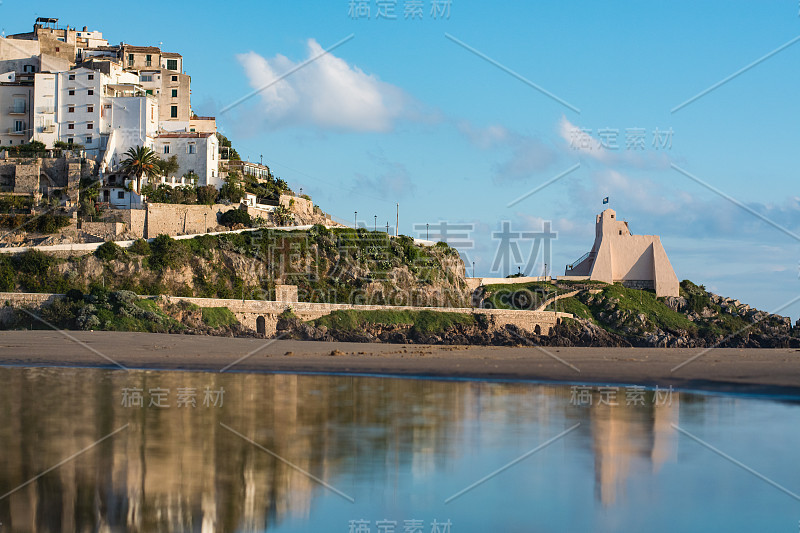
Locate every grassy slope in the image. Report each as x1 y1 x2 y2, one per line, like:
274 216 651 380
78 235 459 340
312 309 476 335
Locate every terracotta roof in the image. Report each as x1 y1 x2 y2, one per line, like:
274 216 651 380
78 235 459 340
123 45 161 53
162 52 182 58
156 132 214 139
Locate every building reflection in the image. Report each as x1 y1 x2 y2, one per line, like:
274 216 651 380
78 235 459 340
0 368 692 531
590 389 681 506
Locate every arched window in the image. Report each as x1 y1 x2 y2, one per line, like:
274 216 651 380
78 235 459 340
256 316 266 335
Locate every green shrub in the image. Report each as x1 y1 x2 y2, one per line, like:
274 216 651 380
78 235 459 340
200 306 238 328
148 235 188 270
128 239 151 255
95 241 123 261
16 249 53 276
220 208 251 227
0 255 14 291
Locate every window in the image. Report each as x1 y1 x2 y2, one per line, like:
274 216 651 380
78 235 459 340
68 74 75 80
67 137 74 145
13 120 23 132
128 53 134 66
118 191 125 199
23 65 34 73
171 75 178 82
88 89 93 96
87 74 94 80
68 89 75 95
145 54 152 66
167 59 178 71
188 143 196 154
55 47 60 52
87 106 93 112
140 74 153 82
87 123 93 130
171 89 178 98
68 123 75 130
163 145 170 154
170 105 178 118
86 136 92 144
68 106 74 113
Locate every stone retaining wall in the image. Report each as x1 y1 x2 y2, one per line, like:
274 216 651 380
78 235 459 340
0 292 572 337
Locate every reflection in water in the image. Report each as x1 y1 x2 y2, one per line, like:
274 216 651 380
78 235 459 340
0 368 796 532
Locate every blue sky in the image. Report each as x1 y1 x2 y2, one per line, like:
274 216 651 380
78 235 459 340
4 1 800 317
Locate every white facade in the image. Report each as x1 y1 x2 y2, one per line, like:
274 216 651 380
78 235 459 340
153 132 220 188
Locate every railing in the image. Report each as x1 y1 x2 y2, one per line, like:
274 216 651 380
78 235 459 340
7 106 26 114
566 250 596 271
6 128 26 135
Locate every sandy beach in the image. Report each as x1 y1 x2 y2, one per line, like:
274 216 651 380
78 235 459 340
1 330 799 396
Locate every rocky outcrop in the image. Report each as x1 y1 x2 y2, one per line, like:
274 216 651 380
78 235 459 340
275 315 631 347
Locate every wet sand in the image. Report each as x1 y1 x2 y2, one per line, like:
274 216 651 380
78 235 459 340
2 330 800 396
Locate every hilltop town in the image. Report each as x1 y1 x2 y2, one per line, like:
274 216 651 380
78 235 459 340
0 17 336 246
0 18 798 350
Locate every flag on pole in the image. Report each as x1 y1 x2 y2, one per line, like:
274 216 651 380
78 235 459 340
602 197 609 204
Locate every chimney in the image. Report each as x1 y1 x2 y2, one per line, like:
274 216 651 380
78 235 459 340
83 26 88 32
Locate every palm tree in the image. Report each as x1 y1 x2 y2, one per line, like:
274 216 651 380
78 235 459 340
120 145 160 195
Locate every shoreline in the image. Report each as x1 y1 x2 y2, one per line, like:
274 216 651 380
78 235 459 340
3 330 800 397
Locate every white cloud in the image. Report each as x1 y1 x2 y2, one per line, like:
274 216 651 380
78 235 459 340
237 40 407 132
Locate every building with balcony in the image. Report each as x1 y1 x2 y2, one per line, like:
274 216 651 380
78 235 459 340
0 80 33 146
227 159 272 182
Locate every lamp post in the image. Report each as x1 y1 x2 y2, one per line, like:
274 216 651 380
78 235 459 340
426 223 429 240
354 211 357 229
204 212 207 233
472 261 475 278
374 215 377 231
395 203 399 237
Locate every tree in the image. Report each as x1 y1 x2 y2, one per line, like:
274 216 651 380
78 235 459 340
121 146 161 195
219 172 244 203
197 185 218 205
272 204 294 226
156 155 179 178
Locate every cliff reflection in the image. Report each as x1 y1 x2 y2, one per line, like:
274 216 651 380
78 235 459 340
0 368 693 532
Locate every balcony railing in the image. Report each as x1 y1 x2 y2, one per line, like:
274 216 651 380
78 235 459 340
7 106 26 114
42 124 55 133
7 128 26 135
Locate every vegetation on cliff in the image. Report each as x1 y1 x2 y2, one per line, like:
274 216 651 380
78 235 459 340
0 226 468 307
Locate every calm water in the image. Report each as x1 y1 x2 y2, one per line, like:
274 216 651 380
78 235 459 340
0 367 798 532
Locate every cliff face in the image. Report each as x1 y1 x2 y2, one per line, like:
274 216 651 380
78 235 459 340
0 227 471 307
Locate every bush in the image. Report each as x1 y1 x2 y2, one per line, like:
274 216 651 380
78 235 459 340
0 255 14 291
16 249 53 276
95 241 123 261
128 239 151 255
148 234 188 270
65 288 84 302
220 208 251 227
197 185 218 205
200 307 239 328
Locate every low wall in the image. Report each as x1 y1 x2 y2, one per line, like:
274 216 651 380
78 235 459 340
167 296 571 337
0 292 572 337
466 276 553 291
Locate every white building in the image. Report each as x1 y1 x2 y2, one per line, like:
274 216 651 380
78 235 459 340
32 67 156 161
153 132 220 188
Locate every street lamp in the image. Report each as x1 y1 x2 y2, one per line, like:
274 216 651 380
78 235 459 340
374 215 377 231
354 210 357 228
426 223 429 240
472 261 475 278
